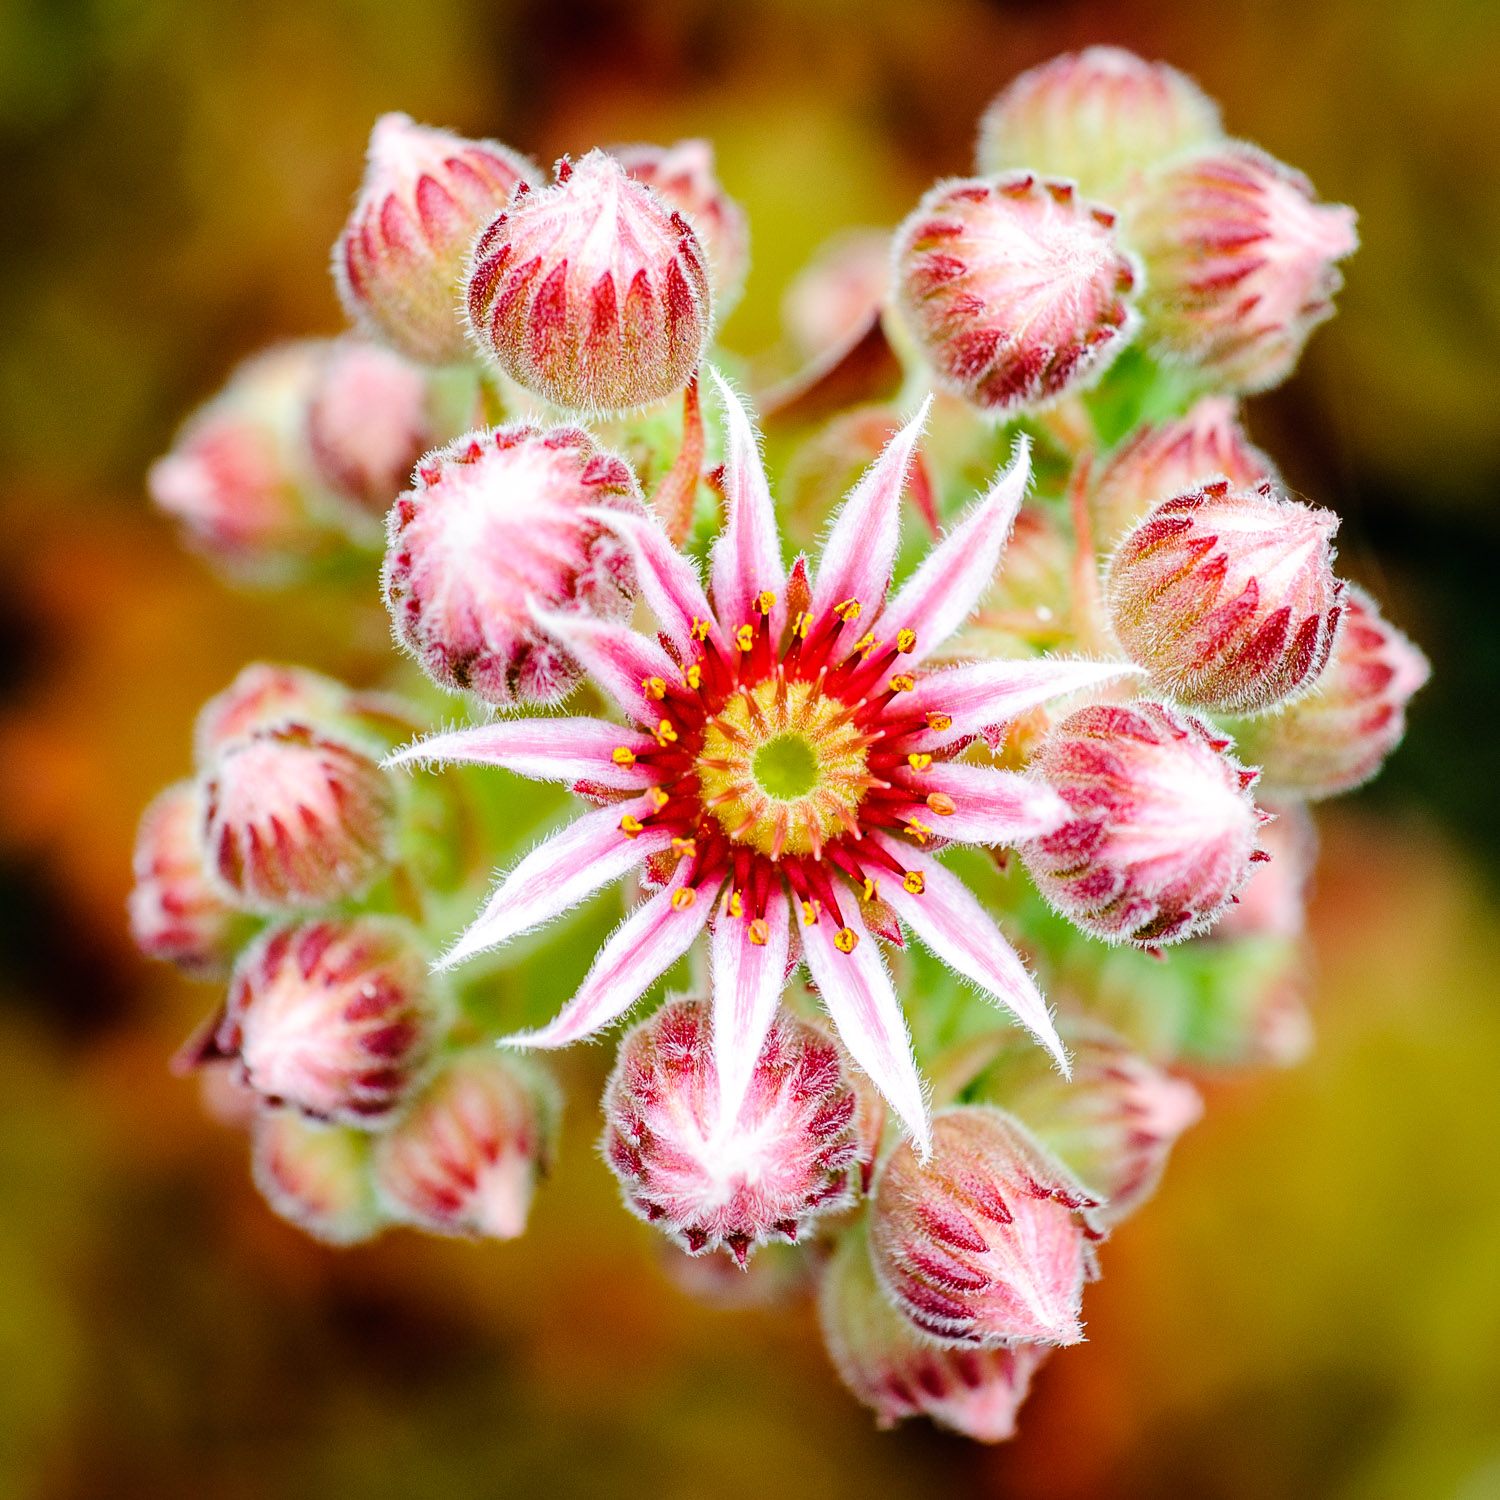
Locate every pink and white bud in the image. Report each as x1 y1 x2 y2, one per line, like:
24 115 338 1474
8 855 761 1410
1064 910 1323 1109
334 113 539 366
251 1107 385 1245
1214 798 1317 941
1129 143 1359 393
128 781 243 977
977 47 1223 203
221 916 448 1126
610 139 750 317
466 151 713 412
1022 700 1263 947
202 724 397 910
193 663 356 765
1089 396 1277 548
782 228 893 360
821 1220 1050 1440
869 1106 1098 1347
1230 585 1430 800
373 1052 558 1240
891 173 1140 417
383 423 642 704
1105 480 1344 713
602 999 865 1266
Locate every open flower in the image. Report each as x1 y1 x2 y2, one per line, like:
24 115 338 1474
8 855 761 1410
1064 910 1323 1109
387 376 1136 1155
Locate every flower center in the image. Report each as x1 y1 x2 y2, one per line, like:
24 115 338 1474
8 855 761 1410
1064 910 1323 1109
752 733 820 800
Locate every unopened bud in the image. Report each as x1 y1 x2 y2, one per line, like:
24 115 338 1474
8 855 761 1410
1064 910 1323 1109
977 47 1222 202
602 999 864 1266
221 916 448 1126
194 663 357 764
383 423 642 704
1229 585 1430 800
1021 700 1262 948
782 228 892 360
1104 480 1344 713
868 1106 1098 1347
467 150 713 412
251 1107 386 1245
891 173 1139 417
373 1052 558 1239
335 113 539 365
203 724 397 910
1128 143 1358 393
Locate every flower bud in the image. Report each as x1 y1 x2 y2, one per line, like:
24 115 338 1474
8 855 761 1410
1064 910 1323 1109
1128 143 1358 393
221 916 448 1126
821 1219 1049 1440
335 113 539 365
868 1106 1099 1347
373 1052 558 1239
383 423 642 704
891 173 1139 417
610 139 749 317
193 663 354 765
1089 396 1276 549
602 999 865 1266
467 151 713 412
977 47 1223 203
203 724 398 910
1021 701 1263 948
1229 585 1429 800
128 781 243 977
782 228 892 360
1104 480 1344 713
251 1108 386 1245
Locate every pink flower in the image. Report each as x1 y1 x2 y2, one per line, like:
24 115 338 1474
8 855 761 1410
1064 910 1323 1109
251 1108 386 1245
891 173 1140 417
389 375 1139 1155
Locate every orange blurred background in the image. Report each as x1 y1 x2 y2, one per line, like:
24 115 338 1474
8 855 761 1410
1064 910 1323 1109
2 1 1499 1495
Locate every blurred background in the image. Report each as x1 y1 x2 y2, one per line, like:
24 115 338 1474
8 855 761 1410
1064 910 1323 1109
2 0 1499 1495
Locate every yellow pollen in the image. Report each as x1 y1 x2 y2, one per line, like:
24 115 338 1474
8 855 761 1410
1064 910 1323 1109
736 623 755 652
907 752 932 772
791 611 810 639
926 711 952 732
897 628 918 653
645 788 668 811
612 746 636 767
671 837 697 857
906 818 932 844
802 899 821 925
854 632 880 658
756 590 776 614
903 870 925 895
889 674 915 693
834 599 861 623
834 926 859 954
927 792 956 816
655 719 678 744
671 887 697 911
862 876 879 901
748 917 769 945
691 618 711 641
620 814 644 838
643 677 667 700
686 664 703 690
728 890 744 918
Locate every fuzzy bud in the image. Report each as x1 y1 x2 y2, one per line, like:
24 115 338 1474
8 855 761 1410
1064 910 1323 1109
977 47 1223 203
602 999 865 1266
335 113 539 365
221 916 447 1126
373 1052 558 1239
1128 144 1358 393
1105 479 1344 713
251 1108 386 1245
869 1106 1099 1347
383 423 642 704
467 150 713 412
782 228 893 360
821 1220 1049 1440
193 663 354 765
202 724 397 910
1021 700 1263 948
891 173 1139 417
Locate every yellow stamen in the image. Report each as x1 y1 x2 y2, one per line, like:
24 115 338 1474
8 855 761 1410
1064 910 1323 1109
671 837 697 858
685 663 702 690
927 792 956 816
834 599 861 623
861 876 879 901
896 628 918 653
736 623 755 652
611 746 636 767
834 926 859 954
791 611 810 639
648 787 670 811
756 590 776 614
619 814 644 838
671 887 696 911
903 870 925 895
906 818 932 844
889 673 915 693
748 917 769 946
655 719 678 745
642 676 667 700
728 890 744 918
853 632 880 658
907 752 932 772
926 711 952 732
691 617 711 641
801 899 821 926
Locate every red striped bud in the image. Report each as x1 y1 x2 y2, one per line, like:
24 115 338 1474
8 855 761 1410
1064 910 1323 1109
251 1108 386 1245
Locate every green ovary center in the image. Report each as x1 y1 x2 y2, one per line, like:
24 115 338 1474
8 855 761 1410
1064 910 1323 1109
752 733 821 800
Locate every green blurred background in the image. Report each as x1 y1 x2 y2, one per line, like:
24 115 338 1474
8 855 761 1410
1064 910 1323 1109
2 0 1499 1495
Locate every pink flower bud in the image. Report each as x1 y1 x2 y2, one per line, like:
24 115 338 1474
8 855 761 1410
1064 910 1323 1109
128 781 243 977
221 916 448 1126
383 423 642 705
1021 700 1263 948
782 228 892 360
610 139 750 316
1128 143 1359 393
821 1220 1050 1440
334 113 539 365
602 998 866 1266
1089 396 1277 548
891 173 1140 417
466 151 713 412
202 724 398 910
372 1052 558 1239
251 1107 385 1245
1230 585 1429 800
193 663 357 765
869 1106 1098 1347
1104 479 1344 713
977 47 1223 202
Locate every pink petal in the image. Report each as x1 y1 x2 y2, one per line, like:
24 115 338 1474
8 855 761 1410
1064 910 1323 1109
504 863 720 1049
801 903 931 1160
870 437 1031 663
709 887 791 1132
708 370 786 635
436 797 674 970
529 605 684 726
874 834 1068 1073
386 717 657 790
890 761 1070 845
